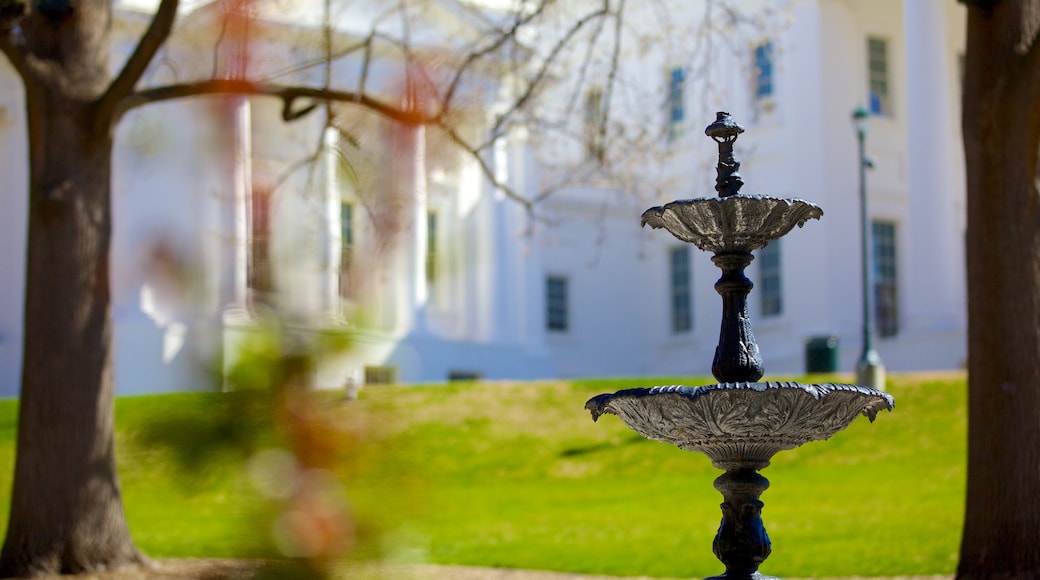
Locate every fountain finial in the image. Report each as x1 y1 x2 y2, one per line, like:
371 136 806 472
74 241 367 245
705 111 745 198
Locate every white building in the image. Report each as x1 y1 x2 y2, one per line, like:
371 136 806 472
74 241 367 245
537 0 967 378
0 0 967 396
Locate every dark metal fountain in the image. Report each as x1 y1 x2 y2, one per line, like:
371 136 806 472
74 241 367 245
585 112 894 580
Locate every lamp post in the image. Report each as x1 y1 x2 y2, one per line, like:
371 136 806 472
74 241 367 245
852 106 886 390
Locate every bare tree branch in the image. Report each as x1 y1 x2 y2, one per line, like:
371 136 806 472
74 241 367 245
117 79 433 125
0 33 35 84
399 0 415 105
357 33 374 102
0 0 24 23
100 0 180 116
0 19 65 90
0 0 33 83
480 4 609 150
115 0 765 214
558 6 607 121
257 37 366 82
442 125 530 208
282 94 319 121
438 0 550 116
598 0 625 158
210 0 251 79
323 0 333 89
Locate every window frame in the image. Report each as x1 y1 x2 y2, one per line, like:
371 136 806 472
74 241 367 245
545 275 569 333
757 240 782 317
584 87 606 163
364 365 397 385
871 220 899 338
669 246 693 334
339 200 355 297
666 66 686 142
426 210 438 284
753 40 775 102
867 36 892 117
248 185 274 300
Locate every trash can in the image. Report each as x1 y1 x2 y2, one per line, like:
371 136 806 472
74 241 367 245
805 335 839 374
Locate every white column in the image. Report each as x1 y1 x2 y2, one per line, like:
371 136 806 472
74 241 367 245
215 96 253 391
508 127 550 352
388 123 428 336
223 96 252 324
903 0 965 335
412 125 429 333
489 134 518 344
322 127 342 322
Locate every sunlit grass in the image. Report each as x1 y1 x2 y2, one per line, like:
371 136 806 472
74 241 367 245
0 373 965 578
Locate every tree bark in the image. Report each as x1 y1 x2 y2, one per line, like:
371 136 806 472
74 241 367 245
958 1 1040 578
0 3 145 576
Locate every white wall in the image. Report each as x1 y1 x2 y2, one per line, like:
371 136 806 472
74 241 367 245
111 100 220 393
0 63 27 398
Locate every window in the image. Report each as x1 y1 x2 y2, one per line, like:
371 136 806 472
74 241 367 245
584 87 605 162
364 365 397 385
248 186 273 299
670 247 692 333
340 201 354 262
753 41 774 101
426 211 438 284
448 370 482 382
546 276 569 332
867 37 891 116
666 66 685 142
339 201 354 296
757 240 782 317
872 220 898 337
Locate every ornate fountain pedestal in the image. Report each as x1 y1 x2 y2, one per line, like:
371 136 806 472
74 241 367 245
586 113 894 580
709 467 772 580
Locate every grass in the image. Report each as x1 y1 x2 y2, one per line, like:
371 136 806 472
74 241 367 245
0 373 966 578
0 392 281 559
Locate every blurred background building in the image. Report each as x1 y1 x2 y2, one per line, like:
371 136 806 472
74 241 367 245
0 0 966 395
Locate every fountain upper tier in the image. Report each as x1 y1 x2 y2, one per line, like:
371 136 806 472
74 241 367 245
642 111 823 253
641 195 823 254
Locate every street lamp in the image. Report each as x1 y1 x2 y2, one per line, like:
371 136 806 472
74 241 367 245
852 106 885 390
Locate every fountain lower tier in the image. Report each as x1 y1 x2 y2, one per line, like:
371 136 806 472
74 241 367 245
586 382 893 469
586 382 893 579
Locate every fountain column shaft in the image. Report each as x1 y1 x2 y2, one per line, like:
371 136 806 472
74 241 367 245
711 252 764 383
711 469 769 577
709 469 774 580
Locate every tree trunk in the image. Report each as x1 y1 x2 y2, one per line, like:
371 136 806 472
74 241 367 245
0 7 145 575
958 2 1040 578
0 94 144 579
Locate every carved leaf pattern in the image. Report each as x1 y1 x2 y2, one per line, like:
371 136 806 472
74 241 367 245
586 382 894 467
640 196 824 253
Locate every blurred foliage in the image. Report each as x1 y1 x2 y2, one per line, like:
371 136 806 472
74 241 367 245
129 320 371 578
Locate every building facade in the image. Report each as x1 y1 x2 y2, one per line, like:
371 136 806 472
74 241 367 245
537 0 967 378
0 0 967 396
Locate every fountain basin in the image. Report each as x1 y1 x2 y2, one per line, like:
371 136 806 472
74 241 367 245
641 195 824 253
586 382 893 470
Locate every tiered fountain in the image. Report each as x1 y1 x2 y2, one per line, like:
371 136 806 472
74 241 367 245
586 112 894 580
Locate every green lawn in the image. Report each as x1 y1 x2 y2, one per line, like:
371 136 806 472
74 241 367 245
0 373 966 578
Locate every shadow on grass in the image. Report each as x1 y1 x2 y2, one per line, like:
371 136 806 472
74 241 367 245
559 434 647 457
